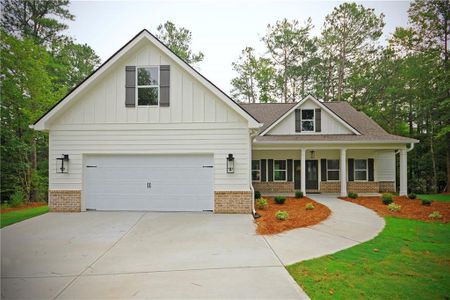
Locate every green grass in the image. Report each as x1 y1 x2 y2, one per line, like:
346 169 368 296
1 206 49 228
417 194 450 202
286 217 450 300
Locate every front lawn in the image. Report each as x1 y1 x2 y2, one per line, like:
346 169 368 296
1 206 49 228
418 194 450 202
286 217 450 299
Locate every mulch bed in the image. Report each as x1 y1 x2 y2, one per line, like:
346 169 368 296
255 197 331 235
340 196 450 223
0 202 47 214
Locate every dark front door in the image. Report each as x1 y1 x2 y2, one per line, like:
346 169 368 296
306 160 318 190
294 160 301 189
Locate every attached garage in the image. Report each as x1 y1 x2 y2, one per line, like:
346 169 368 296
84 154 214 211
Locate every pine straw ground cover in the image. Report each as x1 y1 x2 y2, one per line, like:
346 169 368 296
340 196 450 223
255 197 331 235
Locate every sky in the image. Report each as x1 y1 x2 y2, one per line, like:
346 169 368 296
66 0 411 94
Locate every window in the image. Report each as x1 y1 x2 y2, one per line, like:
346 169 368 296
301 109 315 131
137 67 159 106
274 160 287 181
327 159 340 180
354 159 368 180
252 160 261 181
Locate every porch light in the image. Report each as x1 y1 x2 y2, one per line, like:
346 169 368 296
226 153 235 174
310 150 315 159
56 154 69 173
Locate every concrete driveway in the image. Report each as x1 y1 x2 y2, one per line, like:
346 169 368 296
1 212 307 299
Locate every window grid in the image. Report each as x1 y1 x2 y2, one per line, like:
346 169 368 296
273 160 287 182
327 159 340 181
252 160 261 182
354 159 368 181
136 66 160 106
301 109 315 132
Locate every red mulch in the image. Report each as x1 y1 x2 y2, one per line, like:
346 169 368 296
0 202 47 214
255 197 331 235
340 196 450 223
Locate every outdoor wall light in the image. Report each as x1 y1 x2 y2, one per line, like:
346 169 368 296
226 153 235 174
56 154 69 173
310 150 315 159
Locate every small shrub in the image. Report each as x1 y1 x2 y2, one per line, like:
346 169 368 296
408 193 416 200
275 210 288 220
256 198 268 210
10 188 25 208
295 191 303 198
254 191 261 200
428 211 442 219
382 193 393 205
305 203 315 210
274 196 286 205
422 199 432 206
388 203 401 212
348 192 358 199
1 201 11 210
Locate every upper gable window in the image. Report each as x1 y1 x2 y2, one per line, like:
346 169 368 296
301 109 315 132
137 67 159 106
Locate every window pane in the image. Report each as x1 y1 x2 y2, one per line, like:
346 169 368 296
138 87 158 105
252 160 260 170
355 159 367 170
328 170 339 180
327 159 339 170
302 120 314 131
355 170 367 180
138 67 158 85
274 160 286 170
301 109 314 120
274 171 286 181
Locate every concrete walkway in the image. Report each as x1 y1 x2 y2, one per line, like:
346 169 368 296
264 194 385 265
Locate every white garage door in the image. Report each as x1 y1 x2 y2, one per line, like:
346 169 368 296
85 154 214 211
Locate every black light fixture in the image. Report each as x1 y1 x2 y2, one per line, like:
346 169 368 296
226 153 235 174
310 150 315 159
56 154 69 173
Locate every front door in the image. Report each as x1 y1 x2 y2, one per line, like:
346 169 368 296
306 160 318 190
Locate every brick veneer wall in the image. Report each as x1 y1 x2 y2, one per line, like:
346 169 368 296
320 181 341 193
379 181 395 193
252 182 294 193
48 190 81 212
214 191 252 214
347 182 379 193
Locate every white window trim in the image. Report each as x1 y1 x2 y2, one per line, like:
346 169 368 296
136 65 160 107
354 159 368 181
252 159 261 182
327 159 340 181
301 109 315 132
273 159 287 182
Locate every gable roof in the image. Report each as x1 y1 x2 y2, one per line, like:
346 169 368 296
239 103 296 132
32 29 261 130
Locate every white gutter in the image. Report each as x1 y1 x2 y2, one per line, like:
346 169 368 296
395 142 415 154
249 128 261 216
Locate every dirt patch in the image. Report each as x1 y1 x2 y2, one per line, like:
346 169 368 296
255 197 331 235
340 196 449 223
1 202 47 214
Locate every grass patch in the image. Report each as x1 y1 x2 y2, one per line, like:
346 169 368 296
286 217 450 299
418 194 450 202
1 206 49 228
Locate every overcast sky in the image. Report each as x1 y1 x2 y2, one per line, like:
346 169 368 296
66 0 410 94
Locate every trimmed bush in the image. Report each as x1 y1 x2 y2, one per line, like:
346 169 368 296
274 196 286 205
428 211 442 219
408 193 416 200
10 188 25 208
295 191 303 198
422 199 432 206
388 203 401 212
382 193 393 205
275 210 288 220
348 192 358 199
256 198 268 210
254 191 261 200
305 202 315 210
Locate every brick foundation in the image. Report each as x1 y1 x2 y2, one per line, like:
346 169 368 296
214 191 252 214
48 190 81 212
320 181 341 193
347 182 379 193
252 182 294 194
379 181 396 193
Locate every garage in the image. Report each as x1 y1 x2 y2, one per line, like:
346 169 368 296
84 154 214 211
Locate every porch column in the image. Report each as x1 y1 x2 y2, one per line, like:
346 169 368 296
301 148 306 195
340 148 347 197
399 149 408 196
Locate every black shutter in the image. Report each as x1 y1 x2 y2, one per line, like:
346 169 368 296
321 159 327 181
315 108 321 132
368 158 374 181
348 159 354 181
268 159 274 181
261 159 267 182
287 159 293 181
295 109 301 132
125 66 136 107
160 65 170 107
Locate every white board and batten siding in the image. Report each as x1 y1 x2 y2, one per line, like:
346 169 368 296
48 39 252 204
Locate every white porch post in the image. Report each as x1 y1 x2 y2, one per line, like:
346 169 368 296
399 149 408 196
301 148 306 195
340 148 347 197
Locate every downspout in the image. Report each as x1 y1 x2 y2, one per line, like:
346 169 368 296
249 128 261 218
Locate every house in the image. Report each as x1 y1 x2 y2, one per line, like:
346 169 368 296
31 30 418 214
